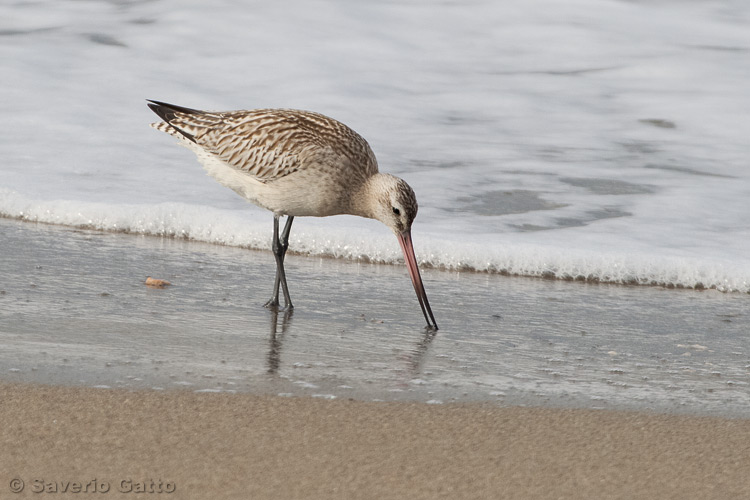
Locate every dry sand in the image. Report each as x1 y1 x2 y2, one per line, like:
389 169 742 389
1 382 749 499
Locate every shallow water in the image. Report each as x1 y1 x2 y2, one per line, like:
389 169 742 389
2 218 749 416
1 0 749 291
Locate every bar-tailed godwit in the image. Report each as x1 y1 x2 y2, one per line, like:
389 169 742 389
147 100 437 329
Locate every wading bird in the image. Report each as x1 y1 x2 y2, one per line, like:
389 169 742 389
147 100 437 329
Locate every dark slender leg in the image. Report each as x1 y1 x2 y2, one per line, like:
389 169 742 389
265 215 283 307
277 215 294 307
264 215 295 309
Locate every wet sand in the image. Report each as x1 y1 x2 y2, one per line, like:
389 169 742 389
2 381 749 500
2 217 749 415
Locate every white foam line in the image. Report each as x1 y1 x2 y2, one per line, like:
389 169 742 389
2 189 748 293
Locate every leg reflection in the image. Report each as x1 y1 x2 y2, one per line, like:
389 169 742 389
267 307 294 375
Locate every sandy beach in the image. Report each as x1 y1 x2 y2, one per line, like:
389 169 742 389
2 381 749 500
2 219 750 499
2 0 749 496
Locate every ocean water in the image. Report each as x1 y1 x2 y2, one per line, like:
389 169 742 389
1 0 749 292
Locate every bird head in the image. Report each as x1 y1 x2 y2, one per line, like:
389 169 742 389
369 174 419 235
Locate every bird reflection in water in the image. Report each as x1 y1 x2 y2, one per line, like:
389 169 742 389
265 308 438 380
266 307 293 375
406 328 439 378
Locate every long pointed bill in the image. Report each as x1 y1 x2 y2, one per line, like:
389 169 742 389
397 230 438 330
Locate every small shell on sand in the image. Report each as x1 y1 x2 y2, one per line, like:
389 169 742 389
145 277 171 288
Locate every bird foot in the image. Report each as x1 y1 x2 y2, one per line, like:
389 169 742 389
264 299 294 311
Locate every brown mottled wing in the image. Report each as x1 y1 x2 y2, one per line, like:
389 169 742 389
150 103 378 183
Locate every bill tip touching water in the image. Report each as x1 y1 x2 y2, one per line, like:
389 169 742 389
146 99 438 330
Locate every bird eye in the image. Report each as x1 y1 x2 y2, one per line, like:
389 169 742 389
392 207 401 216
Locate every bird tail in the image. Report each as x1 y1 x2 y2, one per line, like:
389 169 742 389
146 99 202 143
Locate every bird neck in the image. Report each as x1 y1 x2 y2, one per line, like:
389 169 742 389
349 173 392 221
